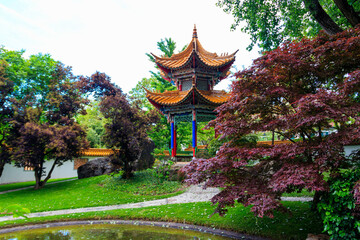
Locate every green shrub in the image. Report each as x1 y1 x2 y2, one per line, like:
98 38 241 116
152 158 174 182
0 204 30 218
318 169 360 239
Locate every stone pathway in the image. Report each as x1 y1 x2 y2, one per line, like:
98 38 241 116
0 184 312 222
0 178 76 195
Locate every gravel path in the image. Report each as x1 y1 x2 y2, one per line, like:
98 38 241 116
0 184 311 222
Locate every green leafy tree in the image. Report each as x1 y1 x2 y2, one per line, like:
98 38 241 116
1 49 89 189
0 48 58 101
76 101 107 148
0 48 60 181
129 77 155 110
0 48 28 97
217 0 360 51
0 60 13 178
146 38 177 93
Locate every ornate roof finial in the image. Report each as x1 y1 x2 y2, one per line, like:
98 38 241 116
193 24 197 38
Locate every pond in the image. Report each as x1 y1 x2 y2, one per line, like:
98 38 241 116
0 224 235 240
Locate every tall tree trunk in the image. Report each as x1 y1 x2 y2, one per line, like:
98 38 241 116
33 160 58 189
34 166 42 190
303 0 343 35
0 141 10 179
0 161 4 178
312 190 324 210
122 151 134 179
34 159 45 189
42 159 58 186
333 0 360 27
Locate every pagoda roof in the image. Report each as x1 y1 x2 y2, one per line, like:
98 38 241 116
145 87 230 109
151 26 237 72
80 148 115 157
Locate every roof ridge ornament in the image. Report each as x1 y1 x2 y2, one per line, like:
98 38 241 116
193 24 197 38
192 24 198 51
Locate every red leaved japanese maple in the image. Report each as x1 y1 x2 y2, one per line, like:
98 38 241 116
82 72 158 179
183 27 360 217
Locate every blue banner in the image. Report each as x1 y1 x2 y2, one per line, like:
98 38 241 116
171 122 175 149
192 120 196 147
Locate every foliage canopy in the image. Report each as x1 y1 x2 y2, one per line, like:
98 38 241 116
184 27 360 219
217 0 360 51
0 48 89 189
82 72 157 179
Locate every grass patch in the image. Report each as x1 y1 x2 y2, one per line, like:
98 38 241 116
282 189 315 197
103 170 182 195
0 177 77 192
0 201 323 240
0 170 184 215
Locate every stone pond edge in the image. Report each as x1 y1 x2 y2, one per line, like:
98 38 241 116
0 219 270 240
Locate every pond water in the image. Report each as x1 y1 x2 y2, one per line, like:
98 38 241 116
0 224 234 240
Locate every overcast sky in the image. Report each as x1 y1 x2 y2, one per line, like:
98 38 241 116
0 0 260 93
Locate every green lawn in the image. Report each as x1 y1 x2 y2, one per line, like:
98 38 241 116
0 201 323 240
0 171 184 214
282 189 315 197
0 177 77 192
0 170 324 239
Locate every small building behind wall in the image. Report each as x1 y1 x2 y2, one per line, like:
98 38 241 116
0 148 114 184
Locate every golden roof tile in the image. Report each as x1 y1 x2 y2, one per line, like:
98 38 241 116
197 89 230 104
145 88 192 106
151 26 237 70
80 148 116 157
145 87 230 107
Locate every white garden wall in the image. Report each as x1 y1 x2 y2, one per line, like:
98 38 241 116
344 145 360 157
0 157 98 184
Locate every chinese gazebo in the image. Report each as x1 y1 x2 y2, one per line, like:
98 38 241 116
145 26 237 158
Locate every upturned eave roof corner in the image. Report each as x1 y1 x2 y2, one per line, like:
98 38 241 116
150 52 159 60
142 86 151 94
151 27 237 71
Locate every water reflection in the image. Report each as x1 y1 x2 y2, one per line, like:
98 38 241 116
0 224 232 240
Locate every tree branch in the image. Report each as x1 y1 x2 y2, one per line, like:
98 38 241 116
303 0 343 35
333 0 360 27
302 130 313 142
318 124 323 142
274 131 296 143
43 159 58 185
